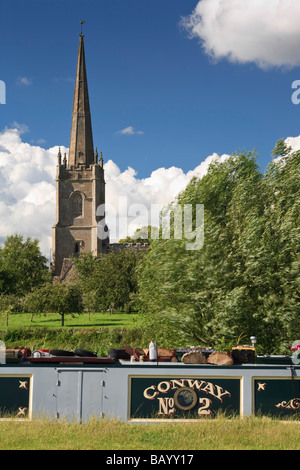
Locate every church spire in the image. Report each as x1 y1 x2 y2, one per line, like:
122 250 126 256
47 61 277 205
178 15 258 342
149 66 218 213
68 33 94 168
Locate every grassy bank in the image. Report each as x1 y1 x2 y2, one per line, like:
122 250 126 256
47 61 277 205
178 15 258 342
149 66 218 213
0 415 299 450
0 312 146 355
0 311 141 330
0 326 145 356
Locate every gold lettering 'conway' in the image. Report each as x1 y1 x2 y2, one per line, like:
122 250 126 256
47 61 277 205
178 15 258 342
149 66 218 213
143 378 231 403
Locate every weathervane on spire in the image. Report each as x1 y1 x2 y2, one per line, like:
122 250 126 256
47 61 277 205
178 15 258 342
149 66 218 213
80 21 85 35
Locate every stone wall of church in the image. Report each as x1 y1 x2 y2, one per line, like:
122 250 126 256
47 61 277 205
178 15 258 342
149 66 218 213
52 163 105 277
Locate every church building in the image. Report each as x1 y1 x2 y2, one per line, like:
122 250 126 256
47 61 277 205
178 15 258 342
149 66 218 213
52 34 108 278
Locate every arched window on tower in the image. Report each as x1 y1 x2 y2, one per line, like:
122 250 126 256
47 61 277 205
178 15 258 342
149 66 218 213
72 193 83 217
74 242 80 256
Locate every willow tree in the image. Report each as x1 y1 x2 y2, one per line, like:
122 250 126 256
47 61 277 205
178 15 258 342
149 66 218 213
137 146 299 353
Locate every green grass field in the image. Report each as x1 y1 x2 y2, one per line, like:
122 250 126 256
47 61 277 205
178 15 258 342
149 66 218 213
0 311 145 356
0 415 299 450
0 311 141 330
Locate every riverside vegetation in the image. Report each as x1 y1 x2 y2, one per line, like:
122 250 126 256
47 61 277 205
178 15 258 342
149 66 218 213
0 141 299 354
0 314 144 356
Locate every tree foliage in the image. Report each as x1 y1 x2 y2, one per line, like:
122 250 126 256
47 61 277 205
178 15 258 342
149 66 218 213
137 147 300 353
46 283 83 326
0 234 49 296
0 294 20 326
74 248 143 313
119 226 158 244
22 281 84 327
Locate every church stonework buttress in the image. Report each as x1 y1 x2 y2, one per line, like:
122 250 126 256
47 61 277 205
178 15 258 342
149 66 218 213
52 34 108 278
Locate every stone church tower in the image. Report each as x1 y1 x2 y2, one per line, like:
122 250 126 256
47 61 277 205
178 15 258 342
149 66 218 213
52 34 108 278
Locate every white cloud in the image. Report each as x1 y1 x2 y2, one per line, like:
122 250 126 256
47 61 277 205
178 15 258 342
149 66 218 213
0 126 64 257
182 0 300 69
284 135 300 151
0 125 231 254
35 138 47 145
116 126 144 135
103 152 230 241
9 122 29 134
16 77 32 86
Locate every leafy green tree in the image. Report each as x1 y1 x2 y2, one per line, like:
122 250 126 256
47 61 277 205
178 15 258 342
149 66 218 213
74 249 143 313
257 146 300 349
0 268 17 295
46 283 83 327
23 282 84 326
22 284 51 321
137 148 299 353
271 139 292 159
0 234 49 296
82 289 99 320
0 294 20 326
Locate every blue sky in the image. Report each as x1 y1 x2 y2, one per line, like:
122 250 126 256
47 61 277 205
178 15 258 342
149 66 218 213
2 0 300 178
1 0 300 255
